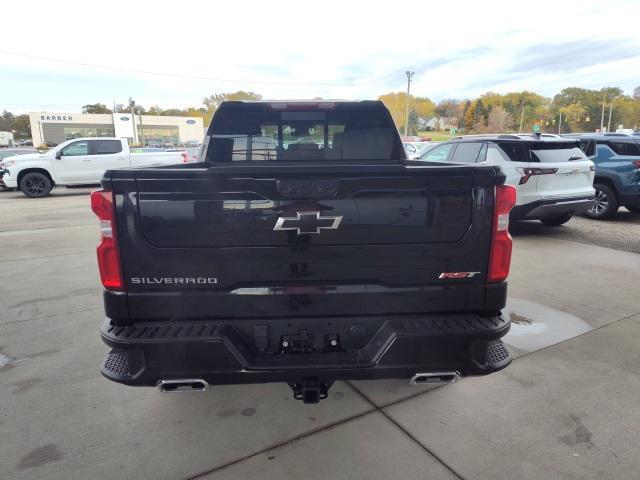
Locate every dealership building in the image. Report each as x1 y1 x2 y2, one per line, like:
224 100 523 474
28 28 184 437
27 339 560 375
29 112 204 146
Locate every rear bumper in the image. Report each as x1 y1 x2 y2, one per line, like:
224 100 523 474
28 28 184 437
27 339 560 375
100 313 511 387
510 195 595 220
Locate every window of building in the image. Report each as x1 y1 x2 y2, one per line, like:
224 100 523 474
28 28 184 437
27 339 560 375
64 126 115 140
137 126 179 145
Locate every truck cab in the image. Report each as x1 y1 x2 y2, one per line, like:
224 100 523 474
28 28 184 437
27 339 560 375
1 137 187 197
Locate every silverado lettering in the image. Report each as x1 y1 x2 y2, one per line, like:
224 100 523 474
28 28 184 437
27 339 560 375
93 100 516 404
130 277 218 285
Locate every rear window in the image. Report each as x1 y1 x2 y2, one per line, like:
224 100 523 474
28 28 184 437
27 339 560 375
496 142 525 162
528 143 587 163
206 102 403 163
607 141 640 156
93 140 122 155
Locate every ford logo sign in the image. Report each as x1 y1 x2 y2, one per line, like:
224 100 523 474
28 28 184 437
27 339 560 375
186 119 196 125
120 117 130 121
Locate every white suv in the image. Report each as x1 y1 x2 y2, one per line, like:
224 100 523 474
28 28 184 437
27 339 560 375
418 134 596 226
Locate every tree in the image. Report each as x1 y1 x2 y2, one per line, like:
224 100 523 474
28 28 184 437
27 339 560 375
378 92 409 131
13 114 31 137
486 106 514 133
202 91 262 116
435 99 463 125
408 110 419 136
463 101 475 131
0 110 15 131
378 92 435 132
475 99 489 123
412 96 435 120
82 103 112 114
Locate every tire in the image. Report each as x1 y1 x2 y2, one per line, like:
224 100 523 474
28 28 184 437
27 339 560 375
583 183 618 219
19 172 53 198
540 214 573 226
625 205 640 214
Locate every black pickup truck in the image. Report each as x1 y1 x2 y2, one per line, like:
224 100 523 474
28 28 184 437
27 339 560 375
93 100 516 403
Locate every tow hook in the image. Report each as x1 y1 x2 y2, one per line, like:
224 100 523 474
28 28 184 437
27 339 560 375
288 378 333 404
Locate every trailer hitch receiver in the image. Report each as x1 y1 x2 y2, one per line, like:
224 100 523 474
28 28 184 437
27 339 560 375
288 378 333 404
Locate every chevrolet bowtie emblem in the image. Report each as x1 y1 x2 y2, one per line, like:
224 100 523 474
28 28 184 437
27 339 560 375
273 211 343 235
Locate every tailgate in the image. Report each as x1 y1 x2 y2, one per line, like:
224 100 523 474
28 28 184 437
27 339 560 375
109 164 500 319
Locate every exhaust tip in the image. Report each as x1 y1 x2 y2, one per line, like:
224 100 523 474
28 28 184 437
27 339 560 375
410 371 459 385
158 379 209 393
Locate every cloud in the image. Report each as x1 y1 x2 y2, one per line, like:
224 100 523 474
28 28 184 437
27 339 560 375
508 40 640 74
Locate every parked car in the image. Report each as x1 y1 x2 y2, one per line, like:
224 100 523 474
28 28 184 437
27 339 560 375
94 100 515 403
1 137 189 198
563 133 640 218
403 141 434 160
0 147 38 189
418 134 595 226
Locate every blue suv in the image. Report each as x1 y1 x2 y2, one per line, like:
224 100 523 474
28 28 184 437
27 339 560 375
565 133 640 218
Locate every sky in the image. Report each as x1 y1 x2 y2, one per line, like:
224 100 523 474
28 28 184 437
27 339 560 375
2 0 640 113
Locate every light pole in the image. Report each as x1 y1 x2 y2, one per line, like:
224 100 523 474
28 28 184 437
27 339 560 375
607 100 614 133
558 111 562 134
129 97 138 144
600 92 606 132
404 71 415 137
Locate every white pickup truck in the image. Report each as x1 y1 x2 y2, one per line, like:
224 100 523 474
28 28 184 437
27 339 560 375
1 137 192 197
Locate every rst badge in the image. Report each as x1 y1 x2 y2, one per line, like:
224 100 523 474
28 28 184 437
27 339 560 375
274 211 342 235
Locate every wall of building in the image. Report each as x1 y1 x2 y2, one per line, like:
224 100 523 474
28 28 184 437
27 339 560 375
29 112 204 146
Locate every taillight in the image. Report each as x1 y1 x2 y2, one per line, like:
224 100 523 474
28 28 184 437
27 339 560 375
517 167 558 184
488 185 517 283
90 190 123 291
633 160 640 168
181 152 188 163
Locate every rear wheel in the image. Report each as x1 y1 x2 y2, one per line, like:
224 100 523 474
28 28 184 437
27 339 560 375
583 183 618 219
540 214 572 226
625 205 640 214
19 172 52 198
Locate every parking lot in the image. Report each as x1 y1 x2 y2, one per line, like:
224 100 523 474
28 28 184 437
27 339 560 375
1 187 639 480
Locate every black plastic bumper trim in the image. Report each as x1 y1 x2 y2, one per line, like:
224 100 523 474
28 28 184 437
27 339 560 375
510 195 595 220
100 313 511 386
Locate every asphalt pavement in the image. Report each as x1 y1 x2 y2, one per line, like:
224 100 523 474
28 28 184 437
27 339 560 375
1 186 639 480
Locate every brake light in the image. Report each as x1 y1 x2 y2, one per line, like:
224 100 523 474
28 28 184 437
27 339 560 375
517 167 558 185
488 185 517 283
633 160 640 168
90 190 123 291
181 152 188 163
269 102 336 110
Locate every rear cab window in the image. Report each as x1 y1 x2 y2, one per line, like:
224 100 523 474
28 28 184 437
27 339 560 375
205 102 404 163
93 140 123 155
